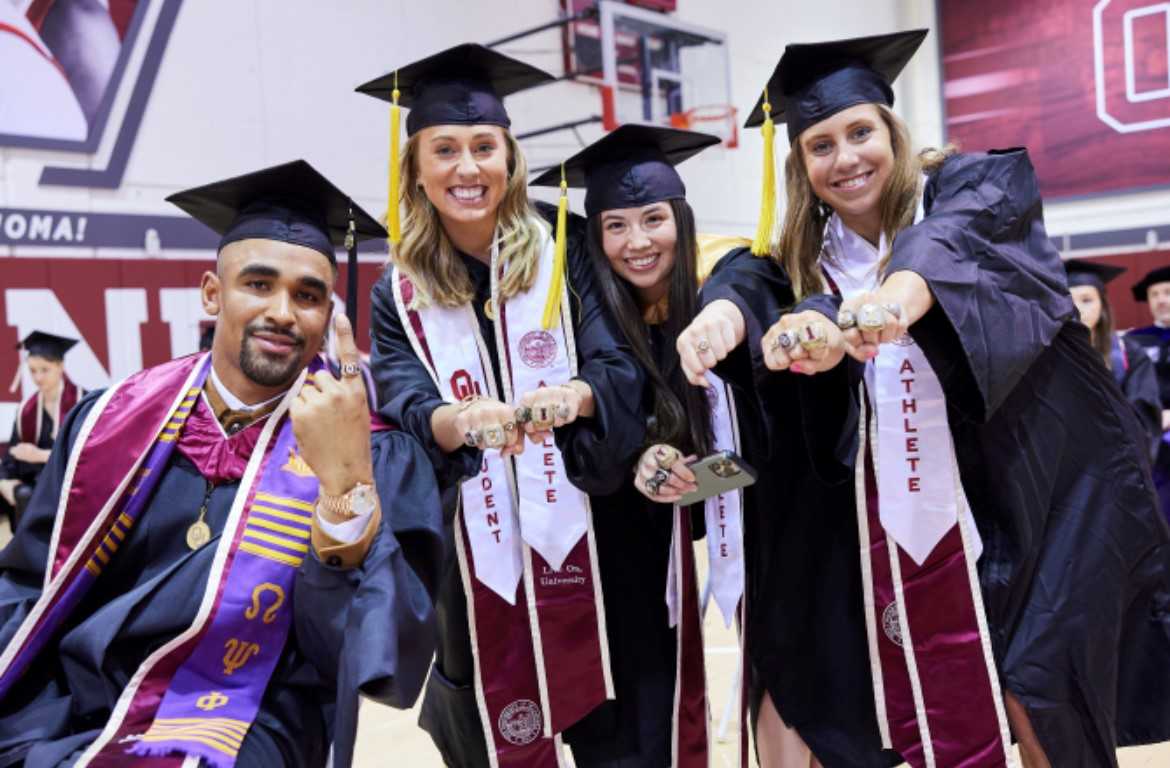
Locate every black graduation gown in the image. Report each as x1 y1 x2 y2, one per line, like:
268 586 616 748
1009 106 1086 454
0 412 54 525
711 150 1170 767
0 412 53 486
0 390 443 768
701 248 897 768
1125 324 1170 521
368 204 646 766
1111 333 1163 461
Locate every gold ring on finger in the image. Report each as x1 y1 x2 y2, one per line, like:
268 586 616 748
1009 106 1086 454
696 338 712 353
339 361 362 378
465 429 483 447
483 425 506 449
798 322 828 352
836 309 857 330
655 445 679 470
857 303 886 332
556 402 571 420
514 406 532 424
882 302 903 320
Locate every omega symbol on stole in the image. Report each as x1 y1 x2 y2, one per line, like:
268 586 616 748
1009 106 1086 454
882 602 904 648
498 699 542 746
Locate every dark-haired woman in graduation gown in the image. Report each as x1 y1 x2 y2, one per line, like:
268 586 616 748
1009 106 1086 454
531 124 763 767
362 46 645 768
1066 260 1162 460
0 333 83 529
682 29 1170 768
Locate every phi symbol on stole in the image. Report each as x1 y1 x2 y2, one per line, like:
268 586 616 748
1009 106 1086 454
222 639 261 675
196 691 230 711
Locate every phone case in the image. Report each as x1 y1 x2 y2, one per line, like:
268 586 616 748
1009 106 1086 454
677 450 758 507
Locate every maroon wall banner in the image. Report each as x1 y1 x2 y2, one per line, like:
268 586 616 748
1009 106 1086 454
939 0 1170 199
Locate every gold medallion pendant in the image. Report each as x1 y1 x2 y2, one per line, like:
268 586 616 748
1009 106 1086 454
186 519 212 550
484 297 497 321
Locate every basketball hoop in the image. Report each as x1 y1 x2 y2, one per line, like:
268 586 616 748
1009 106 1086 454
670 104 738 148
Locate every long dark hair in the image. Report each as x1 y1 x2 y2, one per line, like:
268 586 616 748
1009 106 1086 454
586 198 713 456
1089 285 1115 368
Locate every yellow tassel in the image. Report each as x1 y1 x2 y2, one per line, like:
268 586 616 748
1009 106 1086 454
387 76 402 245
751 89 776 257
541 165 569 330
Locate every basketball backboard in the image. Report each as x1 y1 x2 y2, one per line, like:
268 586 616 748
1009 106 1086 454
563 0 737 147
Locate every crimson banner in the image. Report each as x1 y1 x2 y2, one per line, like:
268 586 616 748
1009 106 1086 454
940 0 1170 199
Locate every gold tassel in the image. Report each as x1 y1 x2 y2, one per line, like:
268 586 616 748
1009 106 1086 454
387 73 402 245
751 88 776 257
541 164 569 330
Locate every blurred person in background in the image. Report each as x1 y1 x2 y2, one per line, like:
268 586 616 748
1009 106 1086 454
0 332 83 529
1065 260 1161 459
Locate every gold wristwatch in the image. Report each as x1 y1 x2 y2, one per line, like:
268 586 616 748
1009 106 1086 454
317 483 377 521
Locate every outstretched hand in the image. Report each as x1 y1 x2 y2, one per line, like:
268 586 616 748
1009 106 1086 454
290 314 374 496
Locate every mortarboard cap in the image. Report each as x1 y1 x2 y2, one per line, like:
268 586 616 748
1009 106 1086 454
531 124 721 217
1064 259 1125 292
356 44 555 245
356 43 555 137
1132 265 1170 302
167 159 387 329
743 29 928 143
17 331 78 361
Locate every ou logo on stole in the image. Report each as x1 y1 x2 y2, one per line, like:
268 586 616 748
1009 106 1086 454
451 370 483 400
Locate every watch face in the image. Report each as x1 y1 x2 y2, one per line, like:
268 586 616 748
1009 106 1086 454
350 485 377 516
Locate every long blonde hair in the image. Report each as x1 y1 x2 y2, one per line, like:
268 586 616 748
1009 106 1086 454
774 105 951 300
394 129 543 308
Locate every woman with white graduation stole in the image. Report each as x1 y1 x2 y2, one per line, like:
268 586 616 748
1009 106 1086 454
533 124 755 767
361 45 646 768
683 27 1170 768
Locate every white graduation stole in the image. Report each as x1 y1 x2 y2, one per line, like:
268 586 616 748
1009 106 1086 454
391 275 524 603
392 219 589 601
666 377 744 629
701 373 744 626
492 222 590 572
822 205 980 566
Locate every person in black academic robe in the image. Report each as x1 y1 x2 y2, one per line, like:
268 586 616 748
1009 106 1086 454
528 125 740 766
1126 265 1170 523
0 333 83 529
683 31 1170 768
1065 260 1162 460
369 198 645 766
0 393 439 767
0 160 443 768
363 44 645 767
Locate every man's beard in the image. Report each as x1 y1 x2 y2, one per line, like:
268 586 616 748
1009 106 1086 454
239 324 305 387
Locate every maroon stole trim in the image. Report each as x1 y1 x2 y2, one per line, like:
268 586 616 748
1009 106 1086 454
495 297 611 736
672 509 710 767
18 377 80 444
455 510 564 766
397 274 565 766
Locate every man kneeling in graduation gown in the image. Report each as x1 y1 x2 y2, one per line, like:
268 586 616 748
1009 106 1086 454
0 160 443 768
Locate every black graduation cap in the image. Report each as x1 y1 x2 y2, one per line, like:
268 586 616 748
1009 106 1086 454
17 331 78 361
530 125 721 217
1132 265 1170 302
166 160 386 329
743 29 928 143
1065 260 1125 292
355 43 555 136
